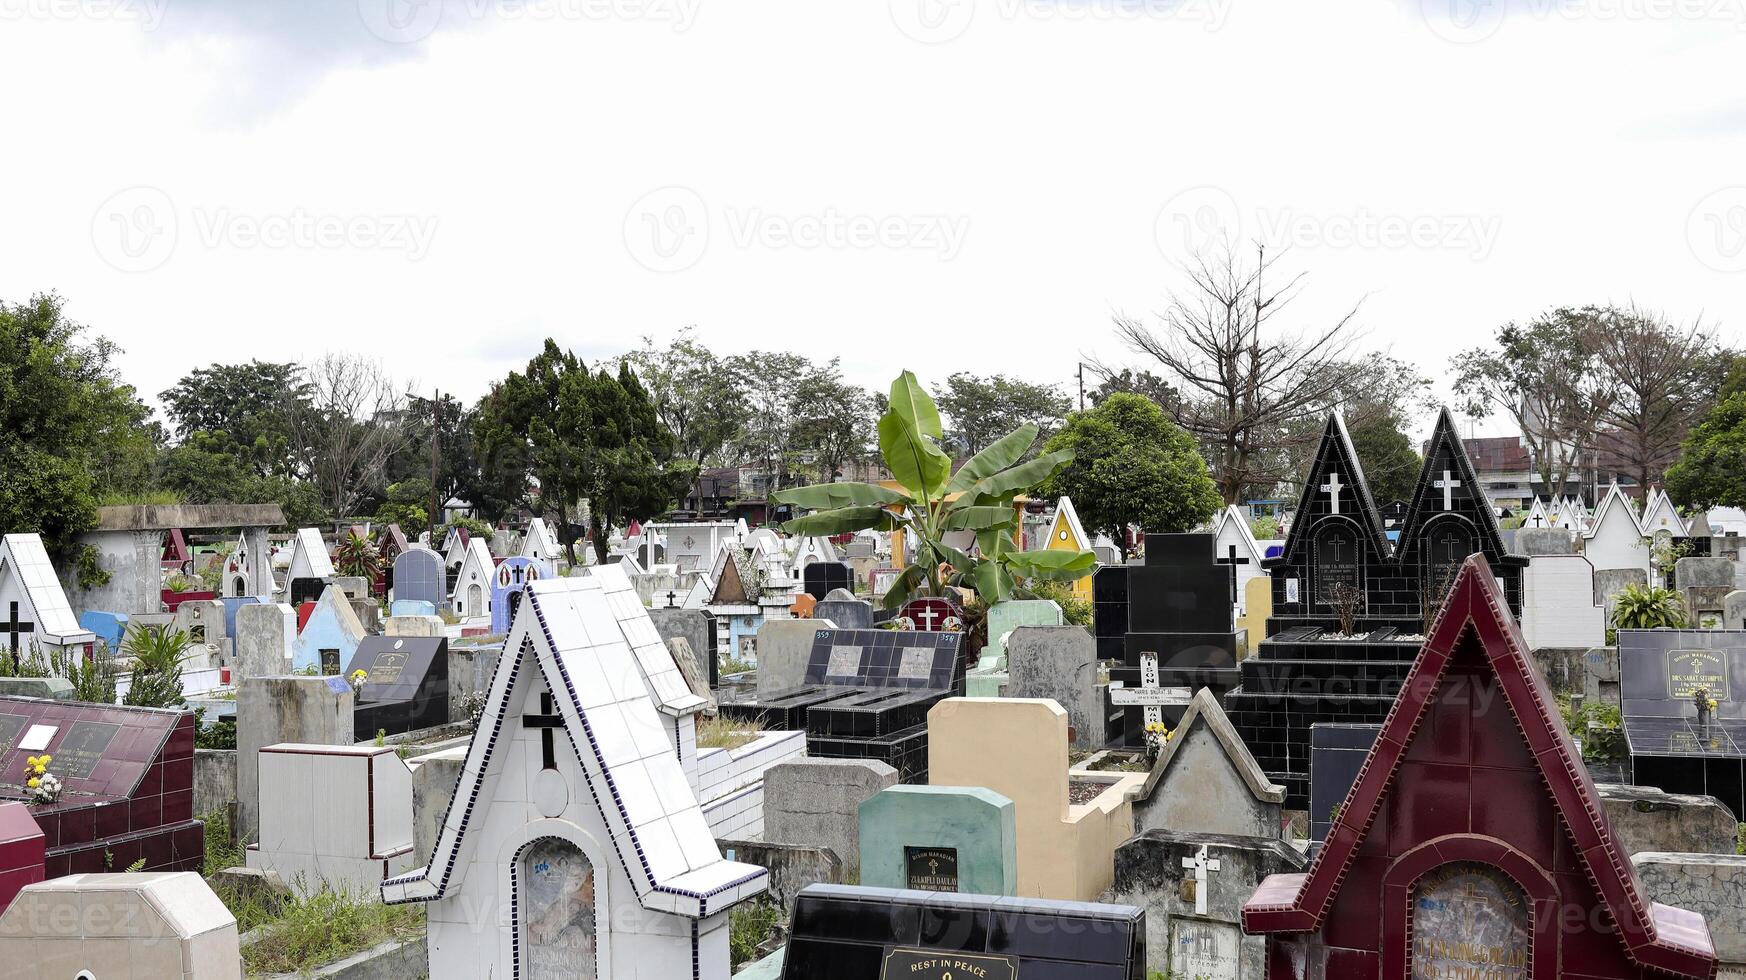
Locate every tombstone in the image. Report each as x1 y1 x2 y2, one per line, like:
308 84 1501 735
1585 481 1653 577
0 676 73 700
1598 783 1741 856
1634 853 1746 966
237 676 353 841
0 533 96 665
778 884 1146 979
389 598 437 618
802 561 852 601
520 515 562 565
221 529 255 598
1128 688 1284 839
288 585 366 674
0 800 44 911
814 588 872 631
391 546 445 611
1307 722 1379 841
346 636 450 737
448 538 494 620
1044 494 1096 604
1111 831 1305 979
983 598 1063 667
1241 555 1718 979
1092 564 1130 664
0 697 202 880
648 607 717 687
1619 628 1746 819
929 698 1143 900
1213 503 1268 615
487 555 551 635
0 872 242 980
752 619 831 696
1520 554 1606 650
171 598 227 652
1675 556 1737 626
857 785 1018 895
1726 590 1746 631
1641 487 1689 536
1516 526 1577 556
1595 565 1649 624
1115 532 1245 741
1234 575 1273 655
867 565 901 599
1005 626 1104 749
233 601 294 681
247 743 416 896
1225 408 1527 807
380 573 770 980
763 757 899 871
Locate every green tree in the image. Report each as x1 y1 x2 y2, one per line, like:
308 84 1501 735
623 330 750 500
579 363 697 564
1347 413 1422 504
333 529 381 580
1666 375 1746 509
773 372 1094 608
724 350 820 509
789 366 874 482
373 479 431 537
933 372 1071 457
158 360 308 476
0 293 157 577
1037 393 1221 553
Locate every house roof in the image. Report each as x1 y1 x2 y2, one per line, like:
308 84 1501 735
289 527 335 579
381 574 767 919
1640 488 1688 536
1272 414 1391 566
1585 481 1645 541
1129 688 1282 806
1046 495 1092 551
1240 555 1716 977
1395 407 1526 570
0 534 94 645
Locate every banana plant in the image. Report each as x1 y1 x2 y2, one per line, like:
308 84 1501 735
771 371 1096 608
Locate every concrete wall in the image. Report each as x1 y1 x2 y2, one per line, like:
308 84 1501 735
717 840 842 913
194 748 237 819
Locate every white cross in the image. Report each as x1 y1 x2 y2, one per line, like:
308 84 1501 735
1320 472 1345 515
1434 469 1461 511
1182 844 1221 915
1139 651 1162 728
914 604 942 631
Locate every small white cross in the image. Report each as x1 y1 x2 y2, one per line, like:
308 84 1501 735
1320 472 1345 515
1182 844 1221 915
1434 469 1461 511
914 604 942 631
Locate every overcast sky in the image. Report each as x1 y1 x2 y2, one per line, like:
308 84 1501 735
3 0 1744 438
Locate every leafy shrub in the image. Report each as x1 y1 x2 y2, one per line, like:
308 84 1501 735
333 529 381 580
1611 584 1687 631
119 622 190 708
1023 578 1093 626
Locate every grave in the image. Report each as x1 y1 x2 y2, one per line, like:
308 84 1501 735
449 537 494 620
0 800 44 911
0 533 96 665
236 676 353 841
648 606 718 687
1675 555 1736 626
390 546 446 611
1213 503 1268 617
1598 783 1741 856
233 602 294 681
1224 409 1527 806
1519 554 1606 649
1633 853 1746 967
0 872 241 980
896 595 962 633
801 560 851 601
288 585 366 674
722 628 965 782
1241 555 1717 979
376 522 409 596
967 599 1063 698
1127 688 1284 839
752 619 834 696
1585 481 1653 578
778 884 1146 980
1005 625 1107 749
1110 831 1306 979
762 757 898 871
814 588 873 631
247 743 416 896
280 526 334 606
69 505 278 617
1596 565 1649 623
1619 627 1746 819
488 555 551 635
1113 531 1245 742
1516 525 1577 555
929 698 1142 901
857 785 1017 895
380 571 770 980
520 515 562 565
1642 486 1689 537
1307 722 1378 842
1043 494 1096 604
0 697 203 879
346 636 450 737
77 610 128 653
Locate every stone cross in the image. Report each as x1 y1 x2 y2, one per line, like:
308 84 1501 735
523 690 565 772
3 601 33 669
914 604 943 631
666 590 678 608
1182 843 1221 915
1434 469 1462 511
1320 472 1345 515
1217 545 1249 602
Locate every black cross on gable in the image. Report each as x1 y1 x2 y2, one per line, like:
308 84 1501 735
523 691 565 772
511 564 527 586
3 601 33 670
1218 545 1250 566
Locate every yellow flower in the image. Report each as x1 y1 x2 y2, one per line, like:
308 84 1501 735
40 755 50 764
26 778 39 789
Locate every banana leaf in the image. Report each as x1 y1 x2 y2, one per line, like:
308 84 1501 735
943 424 1039 496
887 370 943 440
878 410 951 499
1003 548 1098 581
771 481 906 510
781 505 901 536
879 564 928 610
939 505 1016 532
971 560 1015 604
965 448 1075 502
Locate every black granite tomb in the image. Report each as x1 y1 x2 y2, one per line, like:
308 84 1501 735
345 636 449 738
1092 564 1130 665
779 884 1147 980
287 577 326 607
804 561 853 601
1620 627 1746 819
1308 722 1379 842
719 628 962 782
1111 532 1245 743
1222 408 1528 807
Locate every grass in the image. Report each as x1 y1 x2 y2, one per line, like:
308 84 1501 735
720 657 756 676
239 887 425 975
696 714 765 751
729 899 783 968
98 489 185 506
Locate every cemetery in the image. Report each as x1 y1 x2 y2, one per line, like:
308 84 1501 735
6 271 1746 978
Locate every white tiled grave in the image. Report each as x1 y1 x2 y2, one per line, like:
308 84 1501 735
0 872 241 980
246 743 416 897
381 569 768 980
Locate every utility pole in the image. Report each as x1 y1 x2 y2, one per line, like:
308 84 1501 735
1078 363 1084 412
429 391 442 541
